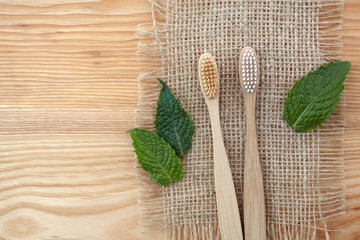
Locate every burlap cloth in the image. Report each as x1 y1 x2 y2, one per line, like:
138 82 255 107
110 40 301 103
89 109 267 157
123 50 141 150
135 0 345 239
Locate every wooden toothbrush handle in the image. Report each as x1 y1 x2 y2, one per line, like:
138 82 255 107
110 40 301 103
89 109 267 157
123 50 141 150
209 105 243 240
244 99 266 240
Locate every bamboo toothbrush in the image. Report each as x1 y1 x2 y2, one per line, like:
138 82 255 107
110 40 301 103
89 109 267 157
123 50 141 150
198 53 243 240
239 47 266 240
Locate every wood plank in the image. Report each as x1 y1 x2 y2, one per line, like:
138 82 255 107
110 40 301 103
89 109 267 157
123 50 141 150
0 0 359 239
0 0 160 239
0 134 139 239
325 0 360 239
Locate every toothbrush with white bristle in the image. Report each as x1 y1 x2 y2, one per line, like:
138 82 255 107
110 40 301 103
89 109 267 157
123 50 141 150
198 53 244 240
239 46 266 240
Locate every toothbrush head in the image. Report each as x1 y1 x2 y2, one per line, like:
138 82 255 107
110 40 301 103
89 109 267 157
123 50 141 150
198 53 219 100
239 47 259 95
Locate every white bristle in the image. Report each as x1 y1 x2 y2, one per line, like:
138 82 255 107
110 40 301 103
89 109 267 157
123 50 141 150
240 48 259 94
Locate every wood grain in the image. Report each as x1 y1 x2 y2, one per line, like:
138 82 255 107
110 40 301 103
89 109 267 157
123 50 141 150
240 47 266 240
325 0 360 239
0 0 359 239
199 53 244 240
0 0 162 239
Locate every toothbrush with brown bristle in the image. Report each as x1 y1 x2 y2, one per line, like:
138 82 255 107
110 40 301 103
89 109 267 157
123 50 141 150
198 53 243 240
239 47 266 240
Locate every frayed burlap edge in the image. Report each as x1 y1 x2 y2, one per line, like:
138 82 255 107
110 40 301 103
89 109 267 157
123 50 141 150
134 0 346 239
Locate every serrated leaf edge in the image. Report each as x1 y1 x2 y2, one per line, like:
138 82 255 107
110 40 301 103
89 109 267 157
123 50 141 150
283 61 351 132
127 128 183 186
155 79 194 157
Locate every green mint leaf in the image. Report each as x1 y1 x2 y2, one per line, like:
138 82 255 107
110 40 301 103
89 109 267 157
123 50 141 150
283 61 351 133
127 128 183 186
155 79 194 156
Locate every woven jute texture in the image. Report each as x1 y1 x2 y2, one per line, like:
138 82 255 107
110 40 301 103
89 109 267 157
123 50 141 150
135 0 345 239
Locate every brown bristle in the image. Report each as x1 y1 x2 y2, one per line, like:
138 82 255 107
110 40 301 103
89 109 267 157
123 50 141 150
200 55 218 99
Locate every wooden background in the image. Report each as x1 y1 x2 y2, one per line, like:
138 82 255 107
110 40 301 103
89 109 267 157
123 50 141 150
0 0 358 239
